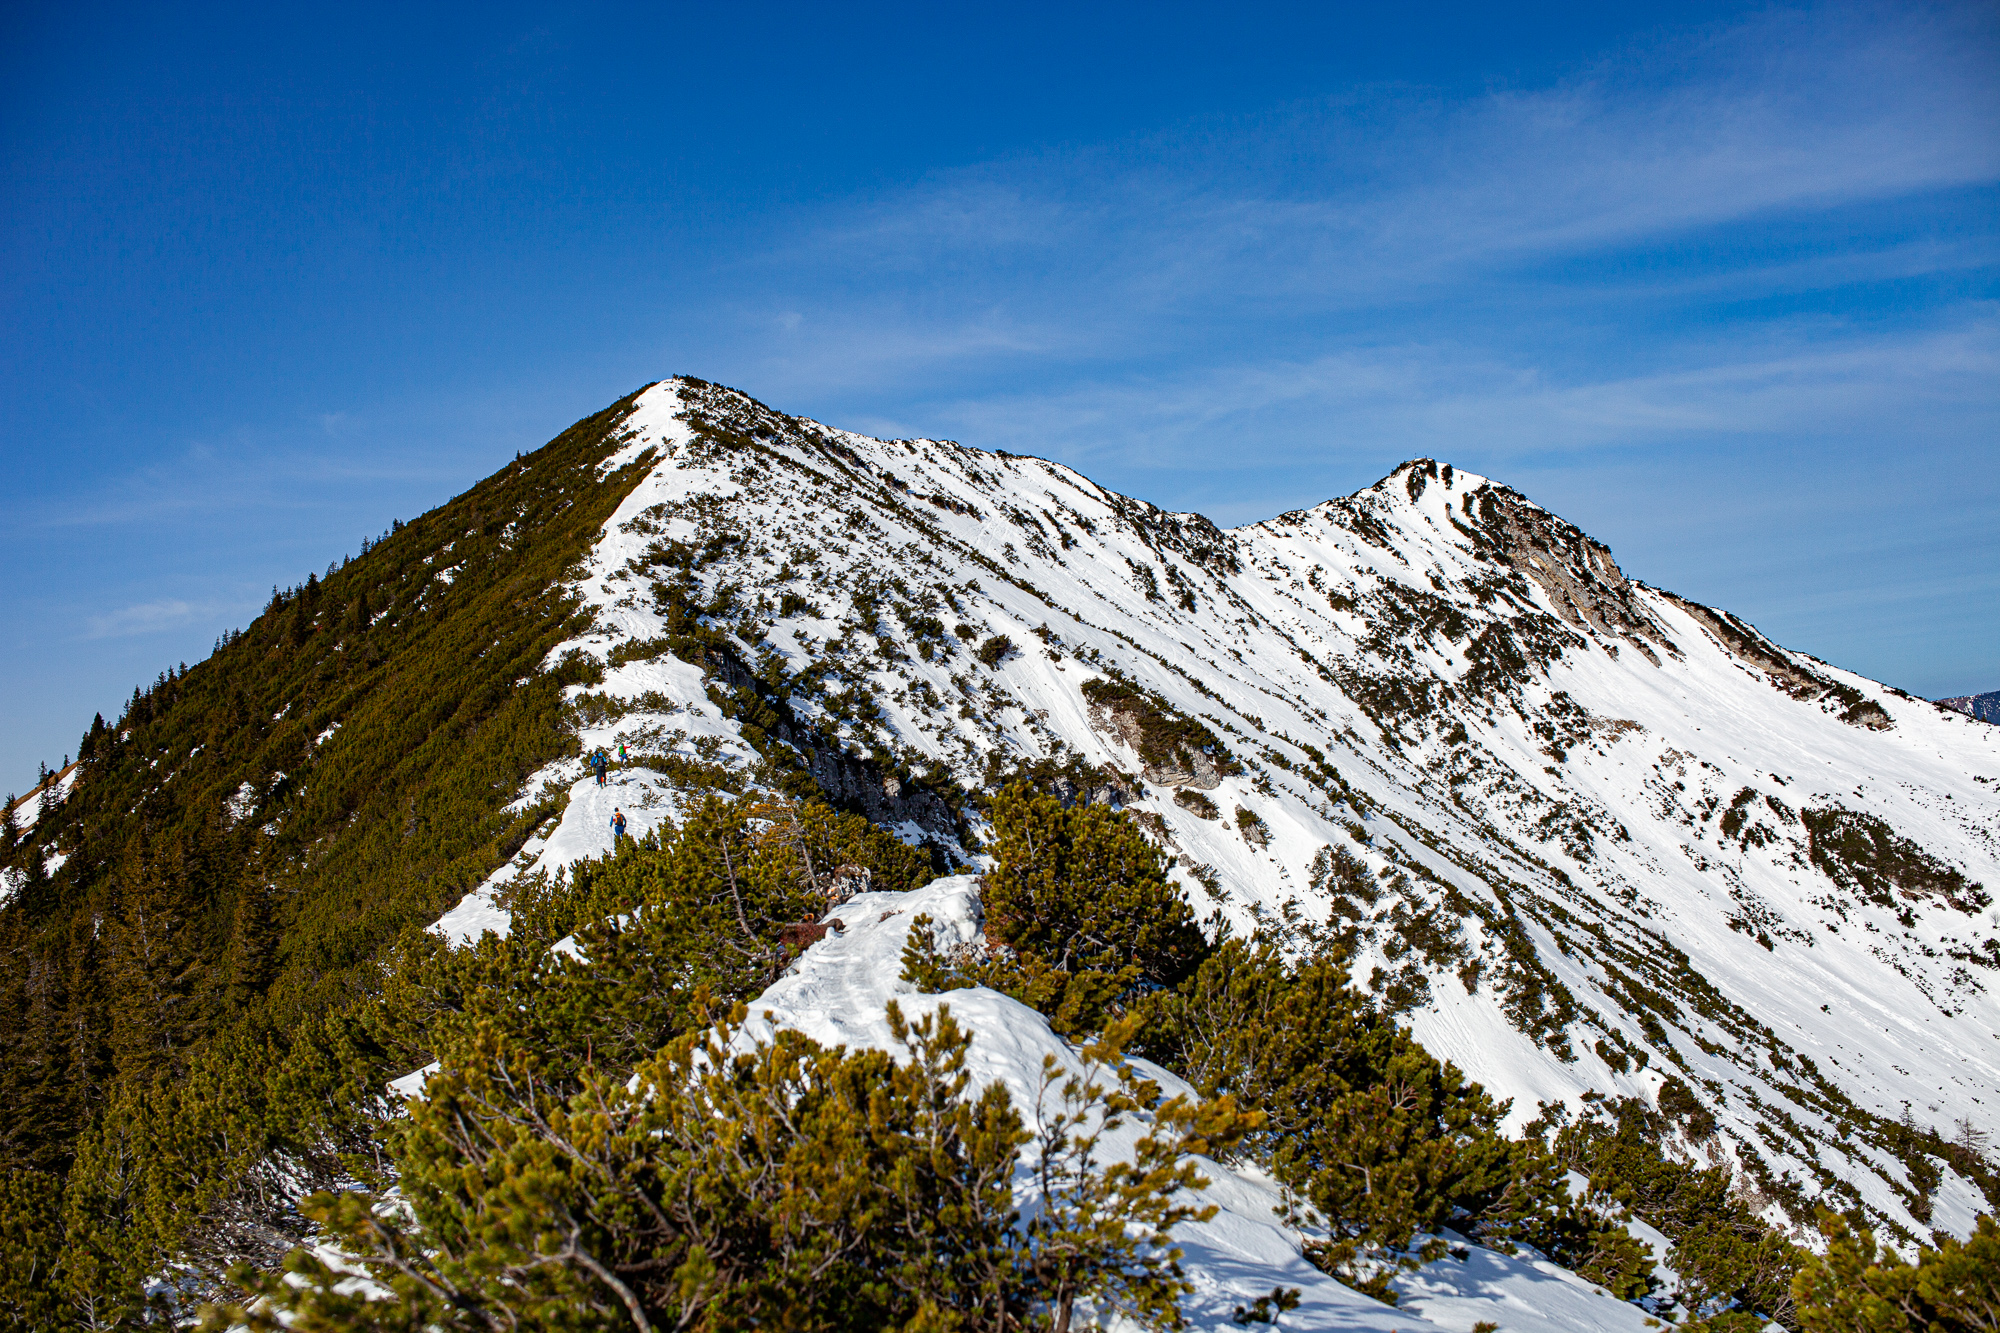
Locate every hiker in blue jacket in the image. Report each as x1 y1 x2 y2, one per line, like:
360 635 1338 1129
591 749 608 786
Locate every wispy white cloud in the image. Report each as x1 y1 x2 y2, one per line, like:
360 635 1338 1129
837 312 1995 479
13 0 1991 741
680 0 2000 690
737 2 1999 406
85 598 212 639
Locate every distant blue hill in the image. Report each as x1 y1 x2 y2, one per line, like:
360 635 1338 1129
1937 689 2000 724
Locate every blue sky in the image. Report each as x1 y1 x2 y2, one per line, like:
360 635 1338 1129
3 1 1995 793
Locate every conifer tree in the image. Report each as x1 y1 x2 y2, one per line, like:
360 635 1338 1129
287 574 320 647
1136 936 1579 1297
78 713 107 765
0 1165 65 1330
1550 1095 1806 1324
60 912 110 1131
56 1084 168 1329
107 835 207 1083
0 916 75 1175
212 1002 1249 1333
224 880 278 1009
0 972 37 1173
398 793 936 1088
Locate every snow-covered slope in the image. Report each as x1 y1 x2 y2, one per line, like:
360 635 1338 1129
6 761 77 837
1 763 78 903
445 376 2000 1250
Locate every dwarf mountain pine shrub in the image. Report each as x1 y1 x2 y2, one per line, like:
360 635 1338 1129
1136 938 1618 1301
957 783 1208 1035
1791 1210 1999 1333
215 994 1256 1333
1175 789 1220 820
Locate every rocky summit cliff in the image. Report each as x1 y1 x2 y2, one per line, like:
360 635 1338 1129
4 375 1995 1325
445 377 1998 1242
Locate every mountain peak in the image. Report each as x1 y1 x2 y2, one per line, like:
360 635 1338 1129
387 381 2000 1251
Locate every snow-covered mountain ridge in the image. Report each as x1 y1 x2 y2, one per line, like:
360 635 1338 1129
450 375 1999 1250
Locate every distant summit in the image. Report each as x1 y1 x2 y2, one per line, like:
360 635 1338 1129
1938 689 2000 724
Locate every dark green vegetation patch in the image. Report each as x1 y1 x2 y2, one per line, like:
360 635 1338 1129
0 389 674 1322
1803 807 1991 916
1080 675 1240 778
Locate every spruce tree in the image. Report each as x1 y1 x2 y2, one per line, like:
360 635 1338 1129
0 915 75 1175
54 926 108 1149
78 714 107 764
107 835 206 1083
224 880 277 1010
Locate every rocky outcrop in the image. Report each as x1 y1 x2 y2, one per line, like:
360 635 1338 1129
798 742 960 841
1080 678 1236 791
1466 481 1675 665
824 864 872 906
1090 700 1223 790
693 642 963 839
